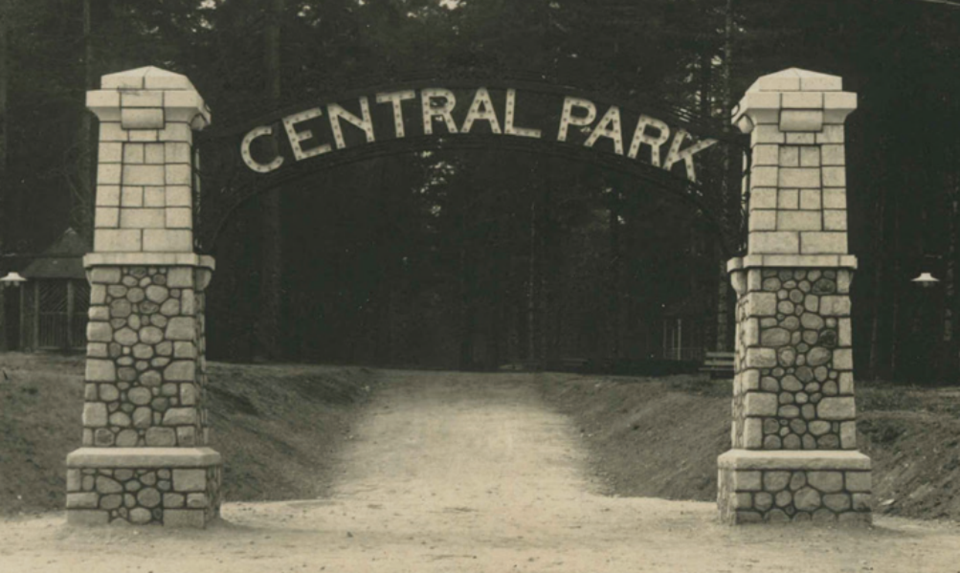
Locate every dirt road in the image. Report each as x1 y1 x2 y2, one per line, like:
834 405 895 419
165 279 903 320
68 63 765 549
1 371 958 572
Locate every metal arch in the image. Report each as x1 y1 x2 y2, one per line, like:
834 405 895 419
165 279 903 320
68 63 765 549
192 72 749 256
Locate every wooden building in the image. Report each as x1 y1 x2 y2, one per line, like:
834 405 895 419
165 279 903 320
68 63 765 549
18 229 90 352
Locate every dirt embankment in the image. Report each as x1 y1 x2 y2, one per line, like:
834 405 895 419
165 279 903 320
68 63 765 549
3 355 959 523
0 353 377 516
538 372 960 522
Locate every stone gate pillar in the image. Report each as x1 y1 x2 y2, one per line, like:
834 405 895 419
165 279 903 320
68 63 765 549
65 67 221 528
717 69 871 525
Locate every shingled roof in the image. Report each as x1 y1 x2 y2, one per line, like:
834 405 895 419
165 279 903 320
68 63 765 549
21 228 89 280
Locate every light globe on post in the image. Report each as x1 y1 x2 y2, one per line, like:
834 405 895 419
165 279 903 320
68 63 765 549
0 272 27 288
911 271 940 289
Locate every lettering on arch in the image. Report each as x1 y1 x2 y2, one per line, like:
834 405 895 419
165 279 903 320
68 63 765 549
240 86 718 183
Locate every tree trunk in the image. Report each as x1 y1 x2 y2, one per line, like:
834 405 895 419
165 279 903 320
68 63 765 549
941 171 958 377
868 182 887 380
889 191 902 378
73 0 94 245
256 0 284 361
715 0 736 352
527 198 537 362
0 0 8 350
608 193 622 360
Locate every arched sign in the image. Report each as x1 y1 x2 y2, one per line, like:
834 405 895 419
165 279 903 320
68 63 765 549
194 80 745 254
238 86 717 183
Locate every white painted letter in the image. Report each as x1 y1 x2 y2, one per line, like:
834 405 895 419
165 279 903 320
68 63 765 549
662 129 718 182
504 89 541 139
557 97 596 142
241 126 284 173
376 90 416 138
282 107 331 161
421 88 459 135
327 97 376 149
584 105 624 155
461 88 502 134
627 115 671 167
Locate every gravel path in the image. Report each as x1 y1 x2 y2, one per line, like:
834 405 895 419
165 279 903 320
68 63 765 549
1 370 958 572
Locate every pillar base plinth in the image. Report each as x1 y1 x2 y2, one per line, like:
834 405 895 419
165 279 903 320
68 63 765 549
65 447 222 528
717 449 871 525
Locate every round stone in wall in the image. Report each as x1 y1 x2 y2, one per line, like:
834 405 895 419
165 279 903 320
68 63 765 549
128 387 152 405
811 278 836 294
110 298 132 318
133 407 152 428
140 301 160 315
96 476 123 494
137 488 161 509
146 285 169 303
766 509 790 523
778 348 796 367
755 492 773 511
807 347 832 367
808 421 831 436
145 427 176 446
793 487 821 511
140 326 164 345
761 377 779 392
800 313 825 331
781 316 800 331
129 507 152 524
115 328 138 346
108 285 127 298
819 330 839 348
115 429 138 447
140 371 162 387
795 366 814 382
160 299 180 316
99 384 119 402
132 344 154 359
127 288 145 303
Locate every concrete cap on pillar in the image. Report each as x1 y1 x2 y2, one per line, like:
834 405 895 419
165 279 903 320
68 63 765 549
732 68 856 133
88 66 211 128
102 66 198 91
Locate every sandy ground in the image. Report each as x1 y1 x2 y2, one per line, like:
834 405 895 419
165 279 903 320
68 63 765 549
1 370 959 573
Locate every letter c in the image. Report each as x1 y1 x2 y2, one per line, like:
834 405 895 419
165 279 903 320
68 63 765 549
240 126 284 173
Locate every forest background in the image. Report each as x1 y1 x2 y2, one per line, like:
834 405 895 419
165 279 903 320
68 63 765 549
0 0 958 382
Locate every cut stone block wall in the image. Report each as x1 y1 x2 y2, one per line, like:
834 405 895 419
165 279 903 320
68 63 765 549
88 66 210 254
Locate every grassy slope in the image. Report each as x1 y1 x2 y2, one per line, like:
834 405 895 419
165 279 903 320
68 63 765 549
538 373 960 521
0 353 377 516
